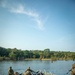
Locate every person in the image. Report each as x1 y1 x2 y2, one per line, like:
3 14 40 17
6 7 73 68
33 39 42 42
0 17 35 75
8 66 14 75
14 72 19 75
66 63 75 75
24 67 34 75
24 71 31 75
25 67 34 72
37 71 44 75
71 63 75 75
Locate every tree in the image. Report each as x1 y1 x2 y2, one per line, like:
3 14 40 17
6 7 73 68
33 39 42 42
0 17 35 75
0 47 9 57
9 51 16 60
32 50 40 58
23 50 30 58
44 48 50 58
72 53 75 61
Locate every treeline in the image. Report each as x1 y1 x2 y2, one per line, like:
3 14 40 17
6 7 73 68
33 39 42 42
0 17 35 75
0 47 75 61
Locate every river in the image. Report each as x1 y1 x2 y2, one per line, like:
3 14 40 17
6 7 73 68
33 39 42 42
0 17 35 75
0 60 74 75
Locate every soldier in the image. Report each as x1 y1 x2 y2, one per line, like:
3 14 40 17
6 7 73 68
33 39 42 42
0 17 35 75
24 71 31 75
14 72 19 75
71 63 75 75
24 67 34 75
8 66 14 75
25 67 34 72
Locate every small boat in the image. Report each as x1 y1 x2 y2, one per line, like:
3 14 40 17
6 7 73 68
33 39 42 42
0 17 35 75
23 71 55 75
14 67 55 75
14 71 55 75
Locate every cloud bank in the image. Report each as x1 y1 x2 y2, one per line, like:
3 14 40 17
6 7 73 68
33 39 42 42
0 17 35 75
0 0 44 30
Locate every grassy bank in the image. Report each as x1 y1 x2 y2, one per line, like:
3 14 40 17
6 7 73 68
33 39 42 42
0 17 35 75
0 57 74 61
0 57 10 61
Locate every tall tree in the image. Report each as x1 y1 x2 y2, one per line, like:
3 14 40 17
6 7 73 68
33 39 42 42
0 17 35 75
44 48 50 58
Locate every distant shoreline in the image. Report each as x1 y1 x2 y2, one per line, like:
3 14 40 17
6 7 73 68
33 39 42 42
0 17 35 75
0 57 74 61
24 58 51 61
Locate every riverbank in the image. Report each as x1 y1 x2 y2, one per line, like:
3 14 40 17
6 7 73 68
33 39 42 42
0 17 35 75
24 58 52 61
0 57 10 61
0 57 74 61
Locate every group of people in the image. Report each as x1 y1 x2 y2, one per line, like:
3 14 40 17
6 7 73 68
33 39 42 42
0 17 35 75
8 63 75 75
8 66 43 75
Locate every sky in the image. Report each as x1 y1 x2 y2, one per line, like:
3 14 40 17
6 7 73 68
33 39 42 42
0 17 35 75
0 0 75 52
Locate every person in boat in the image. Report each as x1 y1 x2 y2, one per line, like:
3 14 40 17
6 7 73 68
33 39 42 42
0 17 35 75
24 71 31 75
25 67 34 72
24 67 34 75
14 72 20 75
67 63 75 75
8 66 14 75
37 72 44 75
71 63 75 75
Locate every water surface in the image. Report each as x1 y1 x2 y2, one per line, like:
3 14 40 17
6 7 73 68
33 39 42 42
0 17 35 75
0 60 74 75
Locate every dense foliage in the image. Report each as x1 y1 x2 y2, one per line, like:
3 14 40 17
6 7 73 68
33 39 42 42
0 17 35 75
0 47 75 60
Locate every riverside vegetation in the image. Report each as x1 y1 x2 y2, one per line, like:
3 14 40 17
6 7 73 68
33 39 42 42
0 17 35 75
0 47 75 61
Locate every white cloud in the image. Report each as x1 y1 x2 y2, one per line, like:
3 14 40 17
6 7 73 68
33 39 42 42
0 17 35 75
0 1 45 30
10 5 39 17
10 4 44 30
35 18 44 30
10 5 25 14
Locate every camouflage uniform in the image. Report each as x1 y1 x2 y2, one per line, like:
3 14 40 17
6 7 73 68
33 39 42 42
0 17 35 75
24 67 33 75
8 67 14 75
71 63 75 75
14 72 19 75
25 67 33 72
24 71 31 75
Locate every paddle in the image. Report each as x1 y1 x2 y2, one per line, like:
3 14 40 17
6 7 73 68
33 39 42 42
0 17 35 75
66 69 72 74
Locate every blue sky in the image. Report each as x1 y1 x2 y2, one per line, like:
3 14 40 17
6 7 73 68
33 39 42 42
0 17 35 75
0 0 75 51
